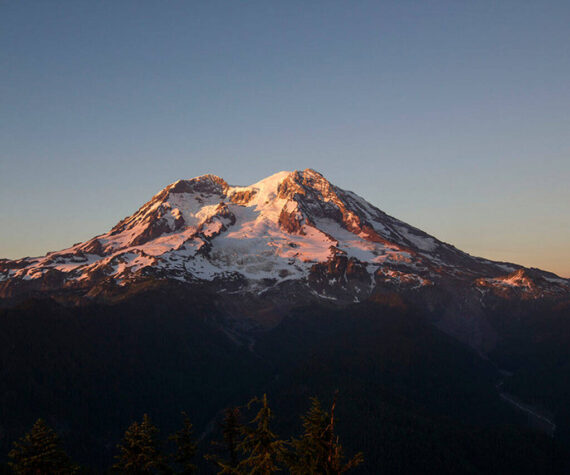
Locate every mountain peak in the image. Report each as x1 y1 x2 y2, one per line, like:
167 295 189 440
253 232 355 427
168 174 229 195
164 169 327 201
278 169 332 199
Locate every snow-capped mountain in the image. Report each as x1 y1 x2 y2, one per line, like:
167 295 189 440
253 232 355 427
1 169 567 305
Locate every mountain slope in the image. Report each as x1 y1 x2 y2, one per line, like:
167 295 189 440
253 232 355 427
1 169 567 304
1 291 568 473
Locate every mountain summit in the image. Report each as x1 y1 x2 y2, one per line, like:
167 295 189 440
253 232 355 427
0 169 567 306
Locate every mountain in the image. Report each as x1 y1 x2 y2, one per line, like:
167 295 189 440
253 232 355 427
1 168 567 349
1 169 569 472
2 168 567 292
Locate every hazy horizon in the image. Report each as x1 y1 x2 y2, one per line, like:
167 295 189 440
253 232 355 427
1 1 569 277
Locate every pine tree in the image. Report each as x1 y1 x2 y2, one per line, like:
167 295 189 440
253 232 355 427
237 394 285 474
113 414 168 474
169 412 197 474
8 418 77 474
288 397 329 473
205 407 243 474
288 395 363 474
221 407 241 471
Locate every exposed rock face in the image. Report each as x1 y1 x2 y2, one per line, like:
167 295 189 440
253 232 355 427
474 268 567 299
197 202 236 242
81 239 105 256
279 169 358 231
278 207 304 234
171 174 229 195
0 168 568 352
308 254 372 300
229 189 257 205
109 175 229 245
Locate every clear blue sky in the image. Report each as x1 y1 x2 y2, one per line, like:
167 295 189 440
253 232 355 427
1 1 569 277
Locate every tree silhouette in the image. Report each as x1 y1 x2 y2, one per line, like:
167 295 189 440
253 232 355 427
237 394 285 474
288 395 363 474
169 412 197 473
113 414 168 474
8 418 77 474
205 407 243 474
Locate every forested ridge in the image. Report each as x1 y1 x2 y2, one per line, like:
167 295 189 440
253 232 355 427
4 393 362 474
1 289 569 473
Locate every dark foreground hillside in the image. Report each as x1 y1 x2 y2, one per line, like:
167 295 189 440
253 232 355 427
0 287 569 473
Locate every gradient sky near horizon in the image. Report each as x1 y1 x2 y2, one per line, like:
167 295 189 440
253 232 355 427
1 1 569 277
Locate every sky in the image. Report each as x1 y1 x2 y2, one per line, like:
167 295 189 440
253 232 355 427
1 1 569 277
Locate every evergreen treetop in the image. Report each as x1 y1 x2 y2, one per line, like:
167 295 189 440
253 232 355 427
206 406 243 474
237 394 286 474
289 395 363 474
113 413 168 474
8 418 77 475
169 412 197 474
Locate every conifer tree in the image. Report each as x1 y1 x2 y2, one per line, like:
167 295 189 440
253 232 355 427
8 418 77 474
237 394 285 474
288 395 363 474
205 407 243 474
221 407 241 471
169 412 197 474
113 414 168 474
288 397 329 473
